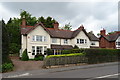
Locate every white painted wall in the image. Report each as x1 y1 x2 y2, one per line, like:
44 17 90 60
90 41 99 47
72 31 91 48
26 25 51 59
20 35 27 57
21 26 100 59
116 36 120 49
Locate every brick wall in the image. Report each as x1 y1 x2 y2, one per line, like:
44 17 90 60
99 37 116 49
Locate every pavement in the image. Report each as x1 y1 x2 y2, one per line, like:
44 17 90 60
1 62 119 79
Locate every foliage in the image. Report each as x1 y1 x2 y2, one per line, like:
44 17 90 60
46 48 53 55
1 63 14 72
44 53 86 67
46 53 84 59
9 43 20 54
1 20 12 64
38 16 56 28
34 54 44 61
6 18 21 55
21 49 29 61
61 22 72 30
62 50 71 54
84 48 119 64
73 45 79 49
108 31 116 35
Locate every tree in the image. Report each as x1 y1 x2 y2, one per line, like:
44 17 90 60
6 18 21 55
20 10 37 26
1 20 12 64
61 22 72 30
38 16 56 28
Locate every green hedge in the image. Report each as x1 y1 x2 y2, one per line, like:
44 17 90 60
84 48 119 64
44 53 87 67
34 54 44 61
43 48 120 67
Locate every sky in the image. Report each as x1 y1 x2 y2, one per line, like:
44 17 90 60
0 0 119 35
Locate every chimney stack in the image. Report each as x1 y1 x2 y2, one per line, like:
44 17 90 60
78 24 84 30
22 15 26 27
100 28 106 36
53 21 59 29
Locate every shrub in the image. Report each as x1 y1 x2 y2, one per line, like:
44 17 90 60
62 50 71 54
69 48 85 53
21 49 29 61
73 45 79 49
46 53 84 59
34 54 44 61
84 48 119 64
46 48 53 55
1 63 14 72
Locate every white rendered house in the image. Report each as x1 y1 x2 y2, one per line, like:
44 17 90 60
20 18 99 59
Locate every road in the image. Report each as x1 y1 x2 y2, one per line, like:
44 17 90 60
18 63 119 79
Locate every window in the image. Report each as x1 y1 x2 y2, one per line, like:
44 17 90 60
77 39 79 44
116 42 120 46
77 39 87 44
32 35 46 42
64 39 68 44
32 46 35 55
32 36 36 41
91 42 95 45
52 38 57 43
36 46 43 55
44 46 47 55
80 39 84 44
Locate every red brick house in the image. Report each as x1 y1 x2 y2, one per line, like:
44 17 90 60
99 29 120 49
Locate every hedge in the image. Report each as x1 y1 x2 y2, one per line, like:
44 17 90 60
43 48 120 67
44 53 87 67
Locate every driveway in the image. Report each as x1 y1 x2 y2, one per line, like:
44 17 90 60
10 56 44 72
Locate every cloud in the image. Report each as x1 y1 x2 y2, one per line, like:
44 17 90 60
1 2 118 35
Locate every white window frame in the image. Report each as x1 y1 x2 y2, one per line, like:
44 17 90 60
52 38 57 43
32 35 46 42
77 39 87 44
64 39 68 44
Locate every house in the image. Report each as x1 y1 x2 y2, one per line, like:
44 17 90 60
20 17 99 59
99 29 120 49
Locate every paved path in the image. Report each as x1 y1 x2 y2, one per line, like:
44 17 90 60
10 56 44 72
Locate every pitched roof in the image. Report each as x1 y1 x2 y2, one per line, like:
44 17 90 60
102 33 120 42
21 22 99 41
87 32 99 41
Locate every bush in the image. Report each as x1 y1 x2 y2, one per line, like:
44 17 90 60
21 49 29 61
73 45 79 49
34 54 44 61
62 50 71 54
46 48 53 55
70 48 85 53
1 63 14 72
84 48 119 64
46 53 84 59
